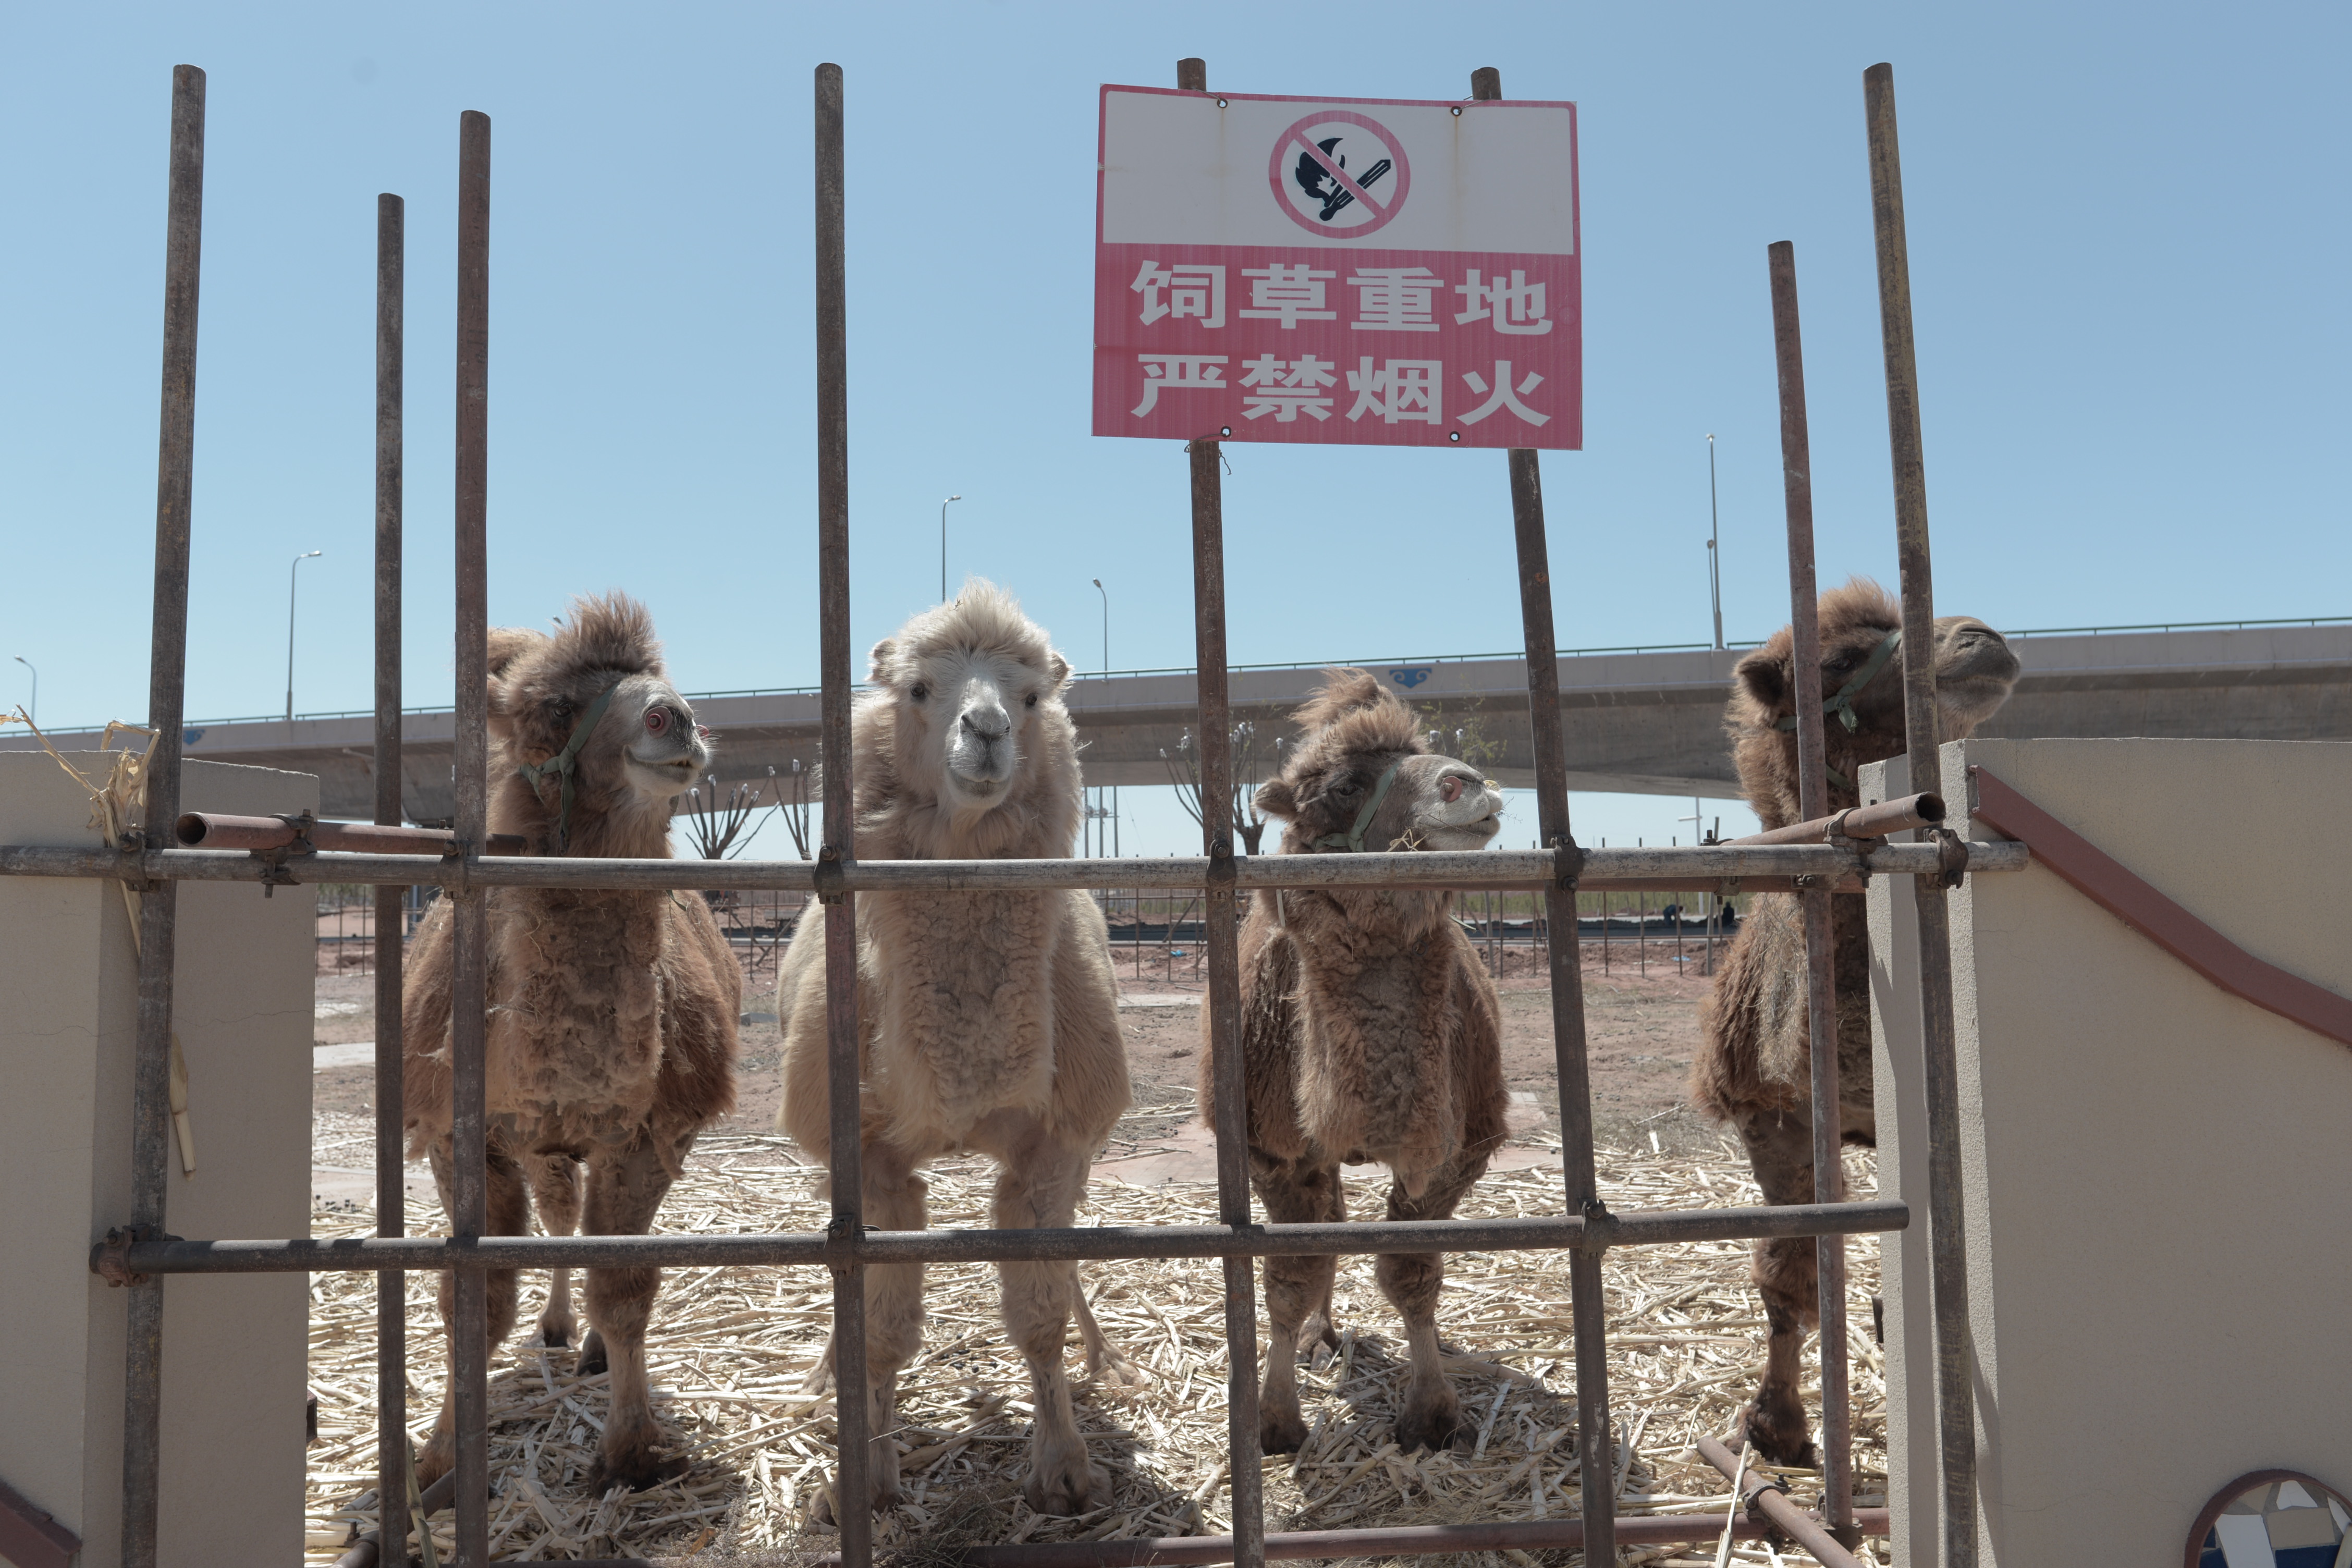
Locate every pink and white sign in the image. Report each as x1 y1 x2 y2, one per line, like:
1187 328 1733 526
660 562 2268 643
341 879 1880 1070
1094 86 1580 451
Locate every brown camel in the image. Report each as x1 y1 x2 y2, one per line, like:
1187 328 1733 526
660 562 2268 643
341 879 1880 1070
1204 669 1511 1455
775 582 1136 1518
1691 579 2018 1466
403 593 739 1492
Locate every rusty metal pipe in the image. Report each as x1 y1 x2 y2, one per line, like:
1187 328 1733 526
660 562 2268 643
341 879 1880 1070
449 104 493 1568
97 1197 1910 1275
0 840 2033 893
1696 1434 1869 1568
812 60 873 1568
1770 238 1855 1536
121 61 207 1568
1725 790 1944 847
174 811 525 856
330 1469 455 1568
1867 60 1978 1568
372 186 411 1568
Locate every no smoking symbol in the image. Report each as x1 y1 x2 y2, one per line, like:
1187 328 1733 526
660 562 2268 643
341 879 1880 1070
1267 109 1411 237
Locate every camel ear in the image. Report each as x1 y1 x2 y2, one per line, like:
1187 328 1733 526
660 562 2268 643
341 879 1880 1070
1045 651 1070 691
1734 645 1786 713
867 638 897 685
1254 777 1298 821
486 627 543 682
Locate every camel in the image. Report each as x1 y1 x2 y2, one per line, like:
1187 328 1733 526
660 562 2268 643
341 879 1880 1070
774 582 1136 1518
1203 670 1511 1455
1690 578 2019 1466
403 593 739 1492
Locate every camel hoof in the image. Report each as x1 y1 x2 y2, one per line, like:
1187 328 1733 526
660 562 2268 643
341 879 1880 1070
1736 1394 1819 1470
811 1473 902 1525
584 1446 687 1496
1088 1345 1146 1390
539 1322 572 1350
1260 1405 1310 1455
411 1431 455 1490
576 1329 607 1377
1023 1459 1108 1517
1393 1395 1465 1455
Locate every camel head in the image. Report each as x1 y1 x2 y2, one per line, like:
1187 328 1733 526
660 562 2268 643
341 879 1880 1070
485 592 710 856
1255 669 1505 856
1727 578 2020 828
858 580 1080 856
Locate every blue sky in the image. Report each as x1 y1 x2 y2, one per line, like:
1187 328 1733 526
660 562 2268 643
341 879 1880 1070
4 3 2345 854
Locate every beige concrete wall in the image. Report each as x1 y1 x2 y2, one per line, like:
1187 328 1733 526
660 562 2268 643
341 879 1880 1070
1869 739 2352 1565
0 754 314 1568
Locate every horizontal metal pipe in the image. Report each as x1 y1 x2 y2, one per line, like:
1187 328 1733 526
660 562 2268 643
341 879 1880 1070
1697 1433 1867 1568
329 1467 456 1568
0 840 2030 893
1727 791 1945 847
173 812 524 857
505 1507 1892 1568
97 1199 1907 1276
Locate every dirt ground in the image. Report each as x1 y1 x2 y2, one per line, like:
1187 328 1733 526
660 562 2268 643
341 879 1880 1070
310 955 1731 1175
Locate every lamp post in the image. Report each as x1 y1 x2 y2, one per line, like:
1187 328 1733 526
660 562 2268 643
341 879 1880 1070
1706 434 1724 651
11 655 33 725
940 495 962 602
1093 578 1116 856
286 549 322 723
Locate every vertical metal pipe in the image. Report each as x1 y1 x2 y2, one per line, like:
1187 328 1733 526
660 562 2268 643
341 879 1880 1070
1767 240 1854 1539
813 62 873 1568
373 189 412 1568
449 107 493 1568
1863 62 1975 1568
122 61 205 1568
1178 57 1261 1560
366 188 414 1559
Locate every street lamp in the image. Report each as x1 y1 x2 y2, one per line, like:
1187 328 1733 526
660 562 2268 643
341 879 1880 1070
286 549 322 723
940 495 962 602
1705 434 1724 651
11 656 33 725
1092 578 1116 856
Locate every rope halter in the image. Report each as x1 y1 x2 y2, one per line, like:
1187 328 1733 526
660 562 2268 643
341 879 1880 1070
514 680 621 853
1310 759 1403 853
1773 626 1901 792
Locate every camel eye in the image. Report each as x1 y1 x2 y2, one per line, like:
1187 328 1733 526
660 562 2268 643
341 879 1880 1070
644 706 669 734
911 683 928 702
1330 777 1362 802
1024 692 1038 708
552 697 575 720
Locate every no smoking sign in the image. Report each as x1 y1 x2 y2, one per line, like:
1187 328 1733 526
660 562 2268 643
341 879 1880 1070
1096 85 1581 451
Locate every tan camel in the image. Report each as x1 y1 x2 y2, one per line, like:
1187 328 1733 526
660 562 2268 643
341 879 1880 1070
1690 578 2018 1465
1202 670 1511 1455
775 581 1135 1518
403 593 739 1492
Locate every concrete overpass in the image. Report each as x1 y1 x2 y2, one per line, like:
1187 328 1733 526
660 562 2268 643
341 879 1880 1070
8 619 2345 823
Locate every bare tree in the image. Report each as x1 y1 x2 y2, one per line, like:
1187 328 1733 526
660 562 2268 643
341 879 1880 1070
681 774 766 860
776 756 816 860
1161 719 1281 854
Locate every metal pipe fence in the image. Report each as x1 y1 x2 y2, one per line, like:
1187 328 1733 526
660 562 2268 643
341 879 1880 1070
9 56 2006 1568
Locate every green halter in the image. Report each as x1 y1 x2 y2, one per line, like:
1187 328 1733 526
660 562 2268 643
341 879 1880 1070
1312 760 1403 852
1774 626 1902 793
515 681 620 852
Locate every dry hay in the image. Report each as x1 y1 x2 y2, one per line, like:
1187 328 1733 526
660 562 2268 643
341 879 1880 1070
304 1099 1885 1566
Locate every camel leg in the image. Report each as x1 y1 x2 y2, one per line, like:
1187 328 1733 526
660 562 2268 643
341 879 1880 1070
810 1138 929 1521
527 1153 583 1351
1732 1108 1821 1467
991 1132 1109 1515
579 1134 687 1493
1247 1153 1345 1455
1378 1153 1488 1454
415 1139 529 1487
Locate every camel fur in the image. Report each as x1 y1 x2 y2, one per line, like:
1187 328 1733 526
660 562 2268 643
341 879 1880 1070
403 593 739 1493
1202 669 1511 1455
774 581 1135 1518
1691 579 2017 1465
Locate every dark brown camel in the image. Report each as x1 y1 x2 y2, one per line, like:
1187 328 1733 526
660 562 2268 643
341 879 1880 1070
1691 579 2019 1466
1203 670 1512 1455
403 594 739 1492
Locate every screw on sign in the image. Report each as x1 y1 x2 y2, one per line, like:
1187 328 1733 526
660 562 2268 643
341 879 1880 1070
1094 84 1579 450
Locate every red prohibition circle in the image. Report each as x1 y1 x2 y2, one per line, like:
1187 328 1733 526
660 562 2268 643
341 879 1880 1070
1267 109 1412 238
